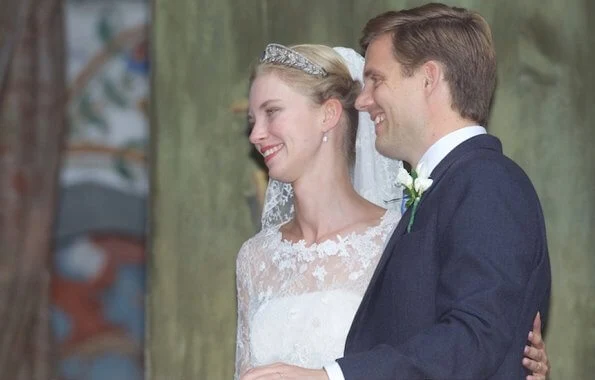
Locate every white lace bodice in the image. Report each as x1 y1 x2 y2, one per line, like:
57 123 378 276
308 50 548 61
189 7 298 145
234 209 400 378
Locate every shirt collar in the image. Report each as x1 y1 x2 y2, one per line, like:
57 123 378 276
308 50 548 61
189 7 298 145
417 126 487 175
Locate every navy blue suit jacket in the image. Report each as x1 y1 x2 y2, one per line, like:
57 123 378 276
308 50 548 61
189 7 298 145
338 134 551 379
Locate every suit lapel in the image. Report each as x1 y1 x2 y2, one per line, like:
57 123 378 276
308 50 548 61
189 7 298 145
348 134 503 339
390 133 503 218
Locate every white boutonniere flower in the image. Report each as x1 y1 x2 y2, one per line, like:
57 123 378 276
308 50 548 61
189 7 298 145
396 163 433 232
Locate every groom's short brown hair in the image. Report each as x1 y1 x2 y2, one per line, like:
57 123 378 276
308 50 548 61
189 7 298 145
360 3 497 126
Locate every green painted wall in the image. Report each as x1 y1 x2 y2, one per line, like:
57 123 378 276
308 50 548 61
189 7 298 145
149 1 594 378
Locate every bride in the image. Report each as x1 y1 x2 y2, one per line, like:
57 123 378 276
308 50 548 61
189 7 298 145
235 43 548 379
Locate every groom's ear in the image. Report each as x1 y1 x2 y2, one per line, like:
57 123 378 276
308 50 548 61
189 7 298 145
321 98 343 133
421 60 443 94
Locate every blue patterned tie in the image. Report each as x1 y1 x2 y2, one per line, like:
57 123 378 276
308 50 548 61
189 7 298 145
400 193 410 215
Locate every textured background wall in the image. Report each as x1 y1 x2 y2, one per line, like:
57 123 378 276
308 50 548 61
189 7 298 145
149 1 594 379
148 1 262 378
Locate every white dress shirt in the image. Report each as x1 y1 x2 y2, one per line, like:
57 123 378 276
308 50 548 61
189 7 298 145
417 125 486 174
323 125 487 380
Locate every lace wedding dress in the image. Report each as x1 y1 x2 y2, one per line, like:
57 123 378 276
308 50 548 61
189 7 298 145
234 209 400 378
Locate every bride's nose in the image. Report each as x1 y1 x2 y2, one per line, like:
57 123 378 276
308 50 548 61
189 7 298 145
249 119 268 144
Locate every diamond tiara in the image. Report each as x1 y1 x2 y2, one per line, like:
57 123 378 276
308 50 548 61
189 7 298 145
260 43 328 77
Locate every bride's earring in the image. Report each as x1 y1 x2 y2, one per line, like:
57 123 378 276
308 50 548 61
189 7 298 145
322 133 328 142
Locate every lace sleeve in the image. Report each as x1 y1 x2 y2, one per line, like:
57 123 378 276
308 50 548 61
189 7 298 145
235 242 253 379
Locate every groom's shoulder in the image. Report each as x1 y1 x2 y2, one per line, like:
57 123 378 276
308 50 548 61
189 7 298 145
445 145 541 203
450 138 530 182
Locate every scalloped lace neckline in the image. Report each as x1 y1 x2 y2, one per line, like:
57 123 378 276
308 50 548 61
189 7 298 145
274 208 396 252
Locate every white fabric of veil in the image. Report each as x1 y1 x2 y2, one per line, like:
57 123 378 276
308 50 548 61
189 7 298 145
260 47 403 229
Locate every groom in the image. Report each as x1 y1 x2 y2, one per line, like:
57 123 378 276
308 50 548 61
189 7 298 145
323 3 552 379
241 3 551 379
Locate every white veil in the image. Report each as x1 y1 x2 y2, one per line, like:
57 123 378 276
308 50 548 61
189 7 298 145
260 47 403 230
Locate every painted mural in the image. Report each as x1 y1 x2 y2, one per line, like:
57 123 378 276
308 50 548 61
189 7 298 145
52 1 149 379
